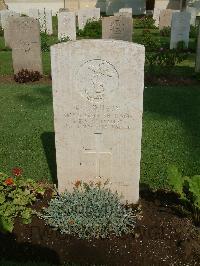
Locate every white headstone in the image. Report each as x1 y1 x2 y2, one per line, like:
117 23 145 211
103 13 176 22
45 9 53 35
114 12 132 19
187 7 197 26
170 11 191 49
39 9 46 33
58 11 76 41
78 8 100 30
119 8 132 16
1 10 20 29
51 39 145 204
153 8 162 27
9 17 43 74
29 8 39 20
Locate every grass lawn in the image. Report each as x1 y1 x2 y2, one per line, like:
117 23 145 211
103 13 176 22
0 16 199 191
0 83 200 190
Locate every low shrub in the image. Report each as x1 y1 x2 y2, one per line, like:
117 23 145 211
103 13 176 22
134 16 156 29
39 181 136 239
0 168 45 233
139 29 160 51
160 26 171 37
57 36 71 43
14 69 42 83
146 46 188 67
168 166 200 224
189 25 198 38
77 19 102 38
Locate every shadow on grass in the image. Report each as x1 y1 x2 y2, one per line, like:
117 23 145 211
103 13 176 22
16 86 52 107
145 65 195 78
0 232 60 265
41 132 57 186
143 86 200 180
144 86 200 137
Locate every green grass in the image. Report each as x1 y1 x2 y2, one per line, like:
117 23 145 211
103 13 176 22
0 84 54 182
0 18 199 191
0 84 200 190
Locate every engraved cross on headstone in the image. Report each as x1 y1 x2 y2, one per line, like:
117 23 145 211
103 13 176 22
84 132 111 178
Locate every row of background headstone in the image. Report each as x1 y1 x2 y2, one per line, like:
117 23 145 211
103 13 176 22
1 6 200 75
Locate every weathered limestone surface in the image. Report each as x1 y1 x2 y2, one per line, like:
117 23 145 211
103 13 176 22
159 9 173 30
51 39 145 204
153 8 162 27
9 17 43 74
78 8 100 30
102 16 133 42
58 11 76 41
170 11 191 49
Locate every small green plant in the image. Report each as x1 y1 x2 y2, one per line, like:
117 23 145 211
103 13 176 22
41 32 50 52
14 69 42 83
146 47 188 66
134 16 156 29
39 181 136 239
0 27 3 37
57 36 71 43
167 166 200 224
189 25 198 38
77 19 102 38
0 168 45 233
160 26 171 37
139 29 160 51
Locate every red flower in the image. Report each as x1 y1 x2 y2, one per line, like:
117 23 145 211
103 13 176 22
5 177 14 186
12 167 22 176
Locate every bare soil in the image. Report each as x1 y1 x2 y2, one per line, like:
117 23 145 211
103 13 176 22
0 189 200 265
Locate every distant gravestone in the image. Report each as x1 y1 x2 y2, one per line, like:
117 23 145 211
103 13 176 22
4 16 13 47
78 8 100 30
45 9 53 35
102 16 133 42
1 10 20 29
51 39 145 204
195 24 200 72
38 9 53 35
153 8 162 27
119 8 132 16
159 9 173 30
114 12 132 19
9 17 43 74
39 9 46 33
58 11 76 41
187 7 197 26
170 11 191 49
29 8 39 20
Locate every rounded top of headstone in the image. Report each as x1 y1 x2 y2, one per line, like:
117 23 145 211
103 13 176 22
51 39 145 53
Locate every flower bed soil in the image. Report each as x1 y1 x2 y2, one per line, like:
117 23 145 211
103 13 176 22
0 189 200 266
